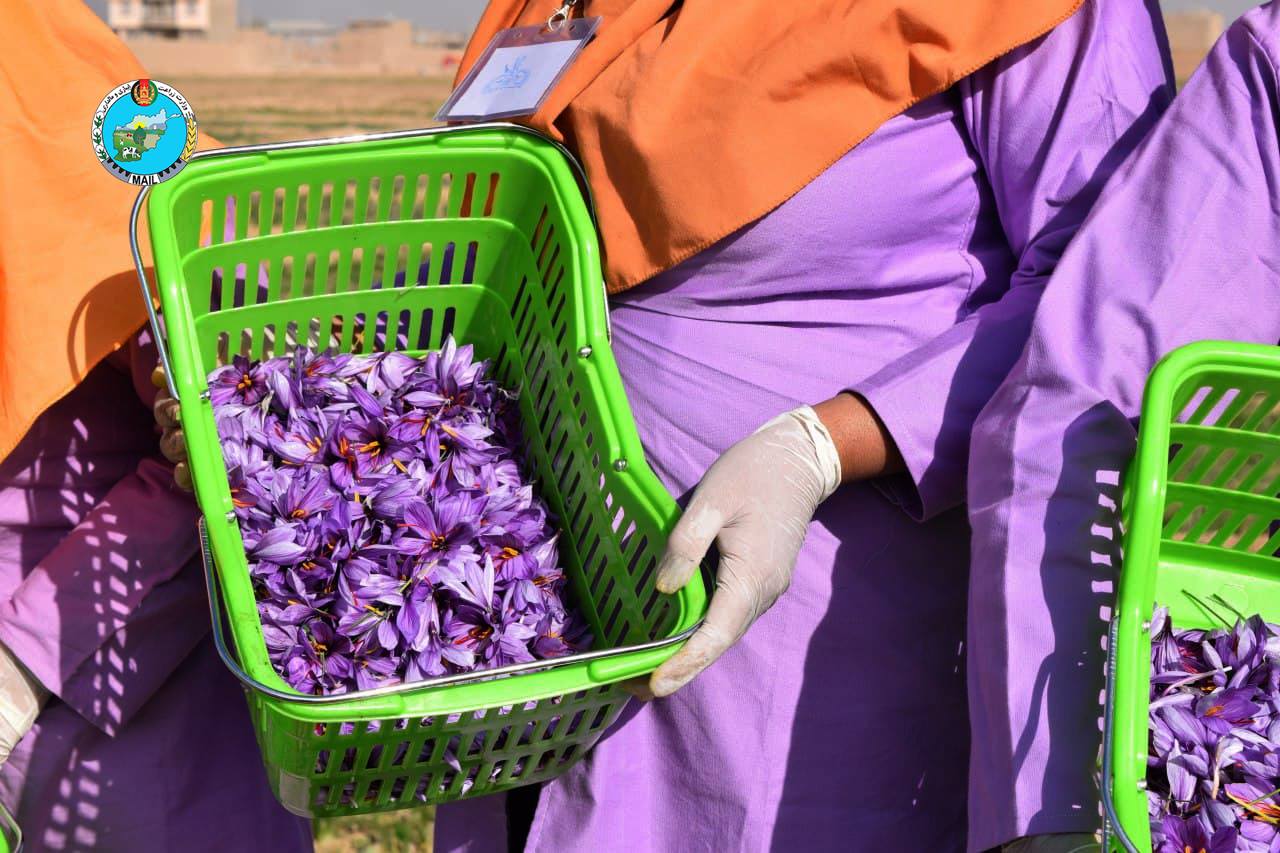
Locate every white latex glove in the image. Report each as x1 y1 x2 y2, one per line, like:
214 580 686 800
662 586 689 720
643 406 842 697
0 642 48 766
1003 834 1099 853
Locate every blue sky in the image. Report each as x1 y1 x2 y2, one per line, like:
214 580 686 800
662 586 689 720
84 2 1260 32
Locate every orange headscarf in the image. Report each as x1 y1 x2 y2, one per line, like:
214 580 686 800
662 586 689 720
459 0 1084 294
0 0 218 461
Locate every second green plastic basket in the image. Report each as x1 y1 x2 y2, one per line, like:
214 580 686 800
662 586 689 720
1104 341 1280 851
133 125 708 817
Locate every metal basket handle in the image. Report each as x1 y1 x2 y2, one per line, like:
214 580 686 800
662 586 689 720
1100 614 1140 853
131 122 612 403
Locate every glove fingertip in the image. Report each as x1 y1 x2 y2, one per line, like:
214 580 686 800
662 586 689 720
619 676 655 702
648 666 688 698
654 555 696 594
649 654 704 698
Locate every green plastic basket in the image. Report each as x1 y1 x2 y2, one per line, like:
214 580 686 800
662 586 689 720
1104 341 1280 851
131 125 708 817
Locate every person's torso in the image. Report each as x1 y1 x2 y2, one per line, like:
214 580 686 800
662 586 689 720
608 89 1012 490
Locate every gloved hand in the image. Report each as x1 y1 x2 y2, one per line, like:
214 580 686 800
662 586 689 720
151 364 192 491
0 642 48 766
1003 834 1099 853
640 405 842 698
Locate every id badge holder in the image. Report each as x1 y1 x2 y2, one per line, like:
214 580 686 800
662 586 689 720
435 14 601 123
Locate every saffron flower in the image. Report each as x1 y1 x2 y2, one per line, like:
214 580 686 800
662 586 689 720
209 354 269 410
1148 605 1280 849
211 340 591 695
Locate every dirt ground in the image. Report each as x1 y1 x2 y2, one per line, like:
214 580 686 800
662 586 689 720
169 74 449 852
167 75 456 147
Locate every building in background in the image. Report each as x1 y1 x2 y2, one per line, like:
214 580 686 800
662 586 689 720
264 19 339 45
1164 9 1224 82
105 2 464 76
107 0 238 40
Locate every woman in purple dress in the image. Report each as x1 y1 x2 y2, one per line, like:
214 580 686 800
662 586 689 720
0 1 312 848
0 336 313 851
436 1 1174 850
969 3 1280 850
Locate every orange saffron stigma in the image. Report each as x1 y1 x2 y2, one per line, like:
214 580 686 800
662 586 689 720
236 373 253 391
291 508 308 519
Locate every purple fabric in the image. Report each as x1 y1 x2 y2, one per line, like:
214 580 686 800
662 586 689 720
968 5 1280 850
436 1 1171 851
0 335 311 850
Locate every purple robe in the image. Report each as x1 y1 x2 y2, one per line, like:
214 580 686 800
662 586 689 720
0 334 311 851
437 1 1172 850
968 4 1280 848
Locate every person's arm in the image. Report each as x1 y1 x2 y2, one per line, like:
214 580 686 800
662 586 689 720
648 0 1173 700
823 0 1173 519
0 331 206 736
966 11 1280 849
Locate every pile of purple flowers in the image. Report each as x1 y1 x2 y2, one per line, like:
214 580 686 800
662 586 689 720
1147 605 1280 852
209 338 590 695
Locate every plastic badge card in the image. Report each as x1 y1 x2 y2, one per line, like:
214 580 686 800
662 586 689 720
436 17 601 123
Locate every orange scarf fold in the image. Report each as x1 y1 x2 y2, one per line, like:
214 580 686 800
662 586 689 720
0 0 218 461
458 0 1084 294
